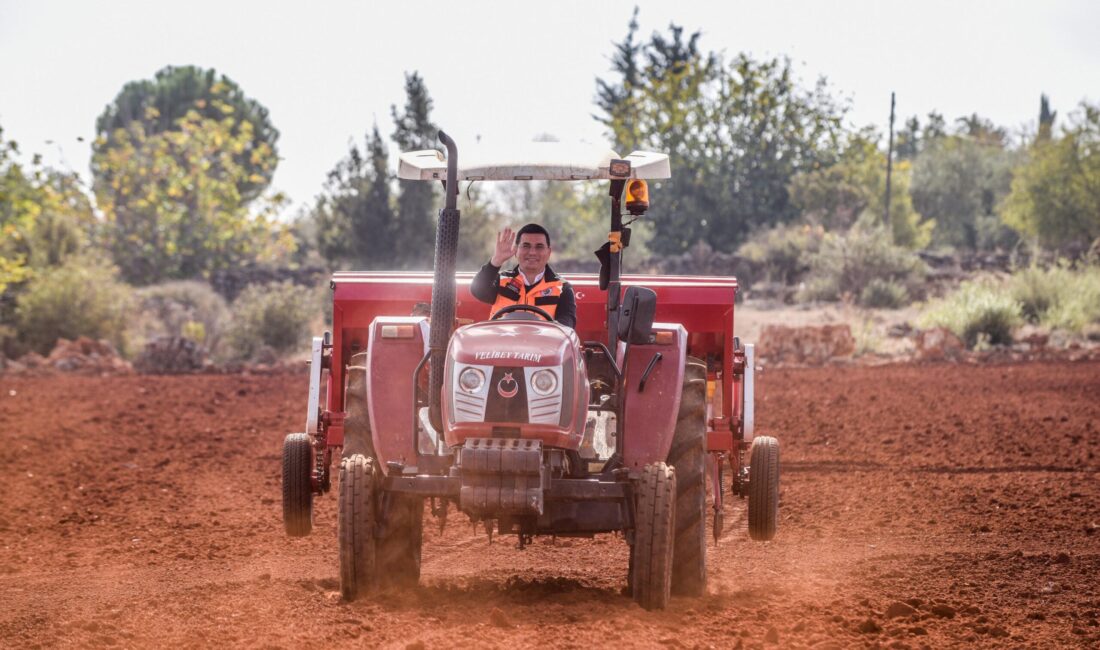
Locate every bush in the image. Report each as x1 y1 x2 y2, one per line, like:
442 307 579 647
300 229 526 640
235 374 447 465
1009 264 1072 322
859 278 909 309
737 223 826 284
14 256 134 355
1038 265 1100 332
222 281 317 361
131 280 229 354
798 223 926 304
918 278 1021 348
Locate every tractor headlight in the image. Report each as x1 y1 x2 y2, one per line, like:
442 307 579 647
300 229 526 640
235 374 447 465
531 369 558 395
458 367 485 393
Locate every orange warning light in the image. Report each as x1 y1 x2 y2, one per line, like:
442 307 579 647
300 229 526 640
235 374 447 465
625 179 649 215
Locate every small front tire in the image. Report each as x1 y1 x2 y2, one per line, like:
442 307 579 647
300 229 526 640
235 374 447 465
339 454 378 600
631 462 677 610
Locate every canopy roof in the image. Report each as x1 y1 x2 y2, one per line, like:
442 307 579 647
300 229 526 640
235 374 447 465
397 141 670 181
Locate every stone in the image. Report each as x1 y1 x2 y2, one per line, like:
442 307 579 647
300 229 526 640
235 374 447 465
858 618 882 634
886 601 917 618
764 627 779 644
915 327 965 361
930 604 956 619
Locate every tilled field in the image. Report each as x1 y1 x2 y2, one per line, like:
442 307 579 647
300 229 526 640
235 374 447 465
1 361 1098 649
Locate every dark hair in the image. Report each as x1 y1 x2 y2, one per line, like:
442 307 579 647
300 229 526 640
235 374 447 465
515 223 551 247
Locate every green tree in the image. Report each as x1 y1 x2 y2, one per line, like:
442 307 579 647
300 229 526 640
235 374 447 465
596 18 847 254
1 127 96 293
92 102 294 285
95 65 279 202
910 134 1016 250
312 125 401 269
391 72 439 263
1002 102 1100 249
790 130 933 248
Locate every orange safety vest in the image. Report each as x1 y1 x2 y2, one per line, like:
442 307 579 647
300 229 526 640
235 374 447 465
489 268 565 320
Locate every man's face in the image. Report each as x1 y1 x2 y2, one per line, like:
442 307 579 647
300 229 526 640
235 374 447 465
516 233 551 277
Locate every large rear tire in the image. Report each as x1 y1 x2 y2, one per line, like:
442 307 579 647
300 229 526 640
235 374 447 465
668 357 707 596
631 462 676 611
376 495 424 588
339 454 377 600
748 436 780 541
282 433 313 537
343 352 376 460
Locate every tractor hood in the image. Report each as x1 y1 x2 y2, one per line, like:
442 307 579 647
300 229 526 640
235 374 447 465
449 320 574 367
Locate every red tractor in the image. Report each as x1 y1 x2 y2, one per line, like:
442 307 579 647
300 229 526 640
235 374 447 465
282 132 779 610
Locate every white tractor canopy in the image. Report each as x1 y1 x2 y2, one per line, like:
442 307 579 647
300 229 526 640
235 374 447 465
397 141 670 181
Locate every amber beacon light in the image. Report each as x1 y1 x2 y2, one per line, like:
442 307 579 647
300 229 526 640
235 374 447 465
625 179 649 215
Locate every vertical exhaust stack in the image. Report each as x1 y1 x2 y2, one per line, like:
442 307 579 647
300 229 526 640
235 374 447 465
428 130 460 432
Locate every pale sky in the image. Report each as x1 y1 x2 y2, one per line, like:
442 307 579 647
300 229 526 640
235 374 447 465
2 0 1097 217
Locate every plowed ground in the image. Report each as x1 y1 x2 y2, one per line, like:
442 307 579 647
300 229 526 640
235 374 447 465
1 362 1098 649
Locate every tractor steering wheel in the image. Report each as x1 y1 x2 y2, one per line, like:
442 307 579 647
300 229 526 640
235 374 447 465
491 304 554 322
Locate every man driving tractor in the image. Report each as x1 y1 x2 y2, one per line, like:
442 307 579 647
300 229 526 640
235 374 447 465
471 223 577 328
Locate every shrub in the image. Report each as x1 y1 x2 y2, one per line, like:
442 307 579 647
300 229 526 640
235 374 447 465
799 223 926 303
1039 265 1100 332
859 278 909 309
222 281 317 360
131 280 229 353
14 256 134 355
918 278 1021 348
737 223 826 284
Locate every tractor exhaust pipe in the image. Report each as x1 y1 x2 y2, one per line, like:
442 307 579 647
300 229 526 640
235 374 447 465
428 130 460 432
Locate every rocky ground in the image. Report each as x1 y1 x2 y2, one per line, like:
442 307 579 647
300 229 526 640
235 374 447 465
1 361 1098 648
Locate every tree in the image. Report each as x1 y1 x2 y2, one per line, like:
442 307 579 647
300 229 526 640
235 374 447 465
1 126 95 293
95 65 279 202
391 72 439 263
789 130 932 249
596 17 847 254
312 125 401 269
1002 102 1100 249
1038 94 1057 142
910 134 1016 250
91 102 294 285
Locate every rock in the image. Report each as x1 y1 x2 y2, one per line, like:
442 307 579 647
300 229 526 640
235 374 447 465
988 625 1009 638
905 598 923 609
886 601 917 618
930 604 956 619
915 327 965 361
764 626 779 644
887 322 914 338
858 618 882 634
488 607 513 628
758 324 856 366
1052 552 1071 564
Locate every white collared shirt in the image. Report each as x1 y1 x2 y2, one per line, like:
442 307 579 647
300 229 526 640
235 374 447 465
519 269 546 286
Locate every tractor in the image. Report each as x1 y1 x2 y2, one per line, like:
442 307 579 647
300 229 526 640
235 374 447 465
281 132 779 610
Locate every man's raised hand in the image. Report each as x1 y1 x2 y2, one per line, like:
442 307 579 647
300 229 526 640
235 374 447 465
491 227 517 267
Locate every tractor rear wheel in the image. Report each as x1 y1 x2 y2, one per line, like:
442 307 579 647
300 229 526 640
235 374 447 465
631 462 676 611
376 494 424 588
343 352 376 459
339 454 377 600
747 436 780 541
668 357 707 596
282 433 313 537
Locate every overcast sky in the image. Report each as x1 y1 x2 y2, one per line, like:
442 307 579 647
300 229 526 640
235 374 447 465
2 0 1097 217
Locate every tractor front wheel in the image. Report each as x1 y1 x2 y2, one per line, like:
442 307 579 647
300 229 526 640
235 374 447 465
668 357 707 596
339 454 378 600
376 494 424 587
282 433 313 537
747 436 780 541
631 462 676 610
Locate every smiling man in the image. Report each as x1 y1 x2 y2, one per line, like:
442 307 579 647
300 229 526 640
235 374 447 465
470 223 577 328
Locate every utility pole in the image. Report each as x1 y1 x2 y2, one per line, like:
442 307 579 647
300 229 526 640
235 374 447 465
884 91 895 228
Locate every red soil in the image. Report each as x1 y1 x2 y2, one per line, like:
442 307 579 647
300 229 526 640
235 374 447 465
1 361 1098 648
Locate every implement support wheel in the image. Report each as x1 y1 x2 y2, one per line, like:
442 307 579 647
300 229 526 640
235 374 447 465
339 454 378 600
631 462 676 611
282 433 313 537
748 436 780 541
